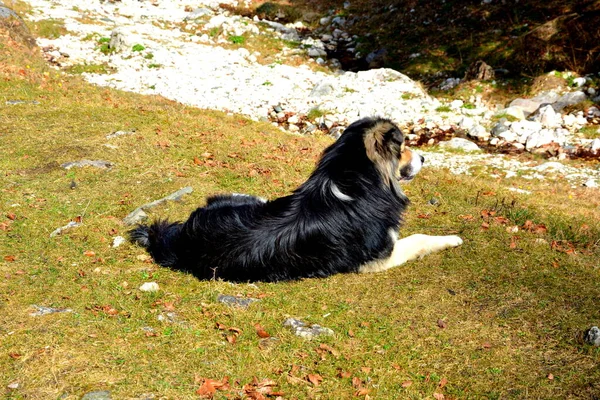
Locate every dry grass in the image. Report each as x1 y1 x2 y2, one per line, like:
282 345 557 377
1 25 600 400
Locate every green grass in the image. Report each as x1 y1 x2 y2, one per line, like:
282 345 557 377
1 24 600 400
228 35 245 45
31 18 68 39
132 44 145 52
65 63 114 75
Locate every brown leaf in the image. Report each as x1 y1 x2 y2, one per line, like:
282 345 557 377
352 376 362 388
348 329 355 337
338 371 352 379
481 222 490 230
482 342 492 349
4 255 16 262
417 213 431 219
355 388 370 396
307 373 323 386
196 380 217 398
439 377 448 388
437 319 447 329
392 364 402 371
8 352 21 359
458 214 474 221
547 373 554 380
6 213 16 220
163 302 176 311
215 322 227 330
193 156 202 165
319 343 340 357
361 367 371 374
254 323 271 338
401 380 413 388
226 335 237 344
433 392 445 400
83 250 95 257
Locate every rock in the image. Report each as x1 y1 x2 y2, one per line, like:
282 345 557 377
468 124 490 141
509 98 541 116
139 282 159 292
123 187 193 226
438 138 482 152
428 197 440 206
491 121 510 137
510 120 543 143
533 161 565 172
82 391 112 400
217 294 258 308
534 105 562 127
572 77 587 87
283 318 333 339
458 116 474 130
589 139 600 153
583 179 598 188
61 160 113 169
498 130 519 142
50 220 82 237
0 4 36 48
30 304 73 316
319 17 331 25
287 115 299 124
106 129 135 139
463 60 495 81
552 91 587 112
585 326 600 346
157 311 179 323
525 129 566 150
123 208 148 226
288 124 299 132
307 47 326 58
309 81 334 97
329 126 344 139
365 48 387 68
500 106 525 121
531 91 562 104
450 99 463 109
109 29 126 52
184 7 212 20
112 236 126 248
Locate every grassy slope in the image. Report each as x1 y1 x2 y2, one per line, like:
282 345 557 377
1 25 600 399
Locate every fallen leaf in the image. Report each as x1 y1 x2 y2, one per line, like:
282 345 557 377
401 380 412 388
355 387 370 396
547 373 554 380
226 335 237 344
4 255 16 262
352 376 362 388
83 250 95 257
338 371 352 379
481 222 490 230
319 343 340 357
437 319 447 329
459 214 474 221
6 213 16 220
254 323 271 338
8 353 21 359
482 342 492 349
307 373 323 386
417 213 431 219
193 156 202 165
348 329 355 337
361 367 371 374
433 392 445 400
439 377 448 388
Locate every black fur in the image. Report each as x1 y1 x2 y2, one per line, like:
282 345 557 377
129 117 412 282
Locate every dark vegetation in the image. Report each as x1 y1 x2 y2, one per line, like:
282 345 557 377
245 0 600 83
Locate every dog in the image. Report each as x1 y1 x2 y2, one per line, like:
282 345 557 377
130 117 463 282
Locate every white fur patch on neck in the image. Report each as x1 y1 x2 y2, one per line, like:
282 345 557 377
331 183 353 202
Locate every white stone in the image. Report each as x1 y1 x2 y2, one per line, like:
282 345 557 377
510 120 543 143
589 139 600 152
500 106 525 121
584 179 598 188
533 161 565 172
112 236 126 248
450 99 463 109
535 105 562 128
525 129 565 150
468 124 490 140
287 115 299 124
572 77 587 87
438 138 482 152
139 282 160 292
458 116 474 129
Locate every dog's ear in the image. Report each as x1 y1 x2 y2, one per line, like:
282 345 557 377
365 120 404 160
382 126 404 156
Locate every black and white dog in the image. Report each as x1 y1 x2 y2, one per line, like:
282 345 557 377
130 117 463 282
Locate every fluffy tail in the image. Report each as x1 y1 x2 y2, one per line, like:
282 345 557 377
129 220 182 267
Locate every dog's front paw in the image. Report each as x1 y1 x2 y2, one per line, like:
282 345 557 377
444 235 463 248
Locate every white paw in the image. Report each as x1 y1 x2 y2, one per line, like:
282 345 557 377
444 235 463 248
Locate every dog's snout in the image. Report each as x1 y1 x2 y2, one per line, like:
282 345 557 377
419 155 425 164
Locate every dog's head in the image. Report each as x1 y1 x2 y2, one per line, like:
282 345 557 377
358 118 423 196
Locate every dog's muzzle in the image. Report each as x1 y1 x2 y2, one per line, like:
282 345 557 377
398 151 424 181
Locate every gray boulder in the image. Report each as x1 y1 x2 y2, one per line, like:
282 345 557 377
552 91 587 112
509 98 541 116
585 326 600 346
0 4 36 48
438 138 482 152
